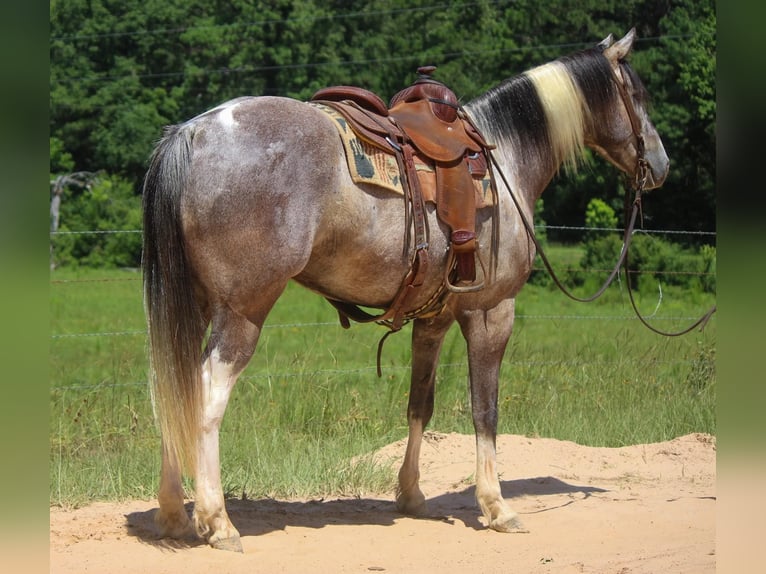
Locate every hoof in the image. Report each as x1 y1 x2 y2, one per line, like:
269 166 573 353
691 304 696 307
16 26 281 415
396 492 427 516
490 512 529 533
156 510 197 541
210 535 243 553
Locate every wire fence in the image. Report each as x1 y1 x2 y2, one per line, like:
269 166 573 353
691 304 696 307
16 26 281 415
50 225 716 392
48 224 717 238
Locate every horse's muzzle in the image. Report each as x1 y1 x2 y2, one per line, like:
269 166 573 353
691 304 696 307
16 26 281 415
644 147 670 190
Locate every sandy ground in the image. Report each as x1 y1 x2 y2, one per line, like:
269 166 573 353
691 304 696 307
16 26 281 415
50 432 715 573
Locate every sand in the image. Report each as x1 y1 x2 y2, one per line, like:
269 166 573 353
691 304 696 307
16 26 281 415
50 431 716 573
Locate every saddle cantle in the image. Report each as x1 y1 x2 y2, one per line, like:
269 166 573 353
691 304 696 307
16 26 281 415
311 67 497 332
311 85 389 117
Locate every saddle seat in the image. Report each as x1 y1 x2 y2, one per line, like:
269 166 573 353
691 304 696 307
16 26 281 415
311 67 496 331
312 67 489 166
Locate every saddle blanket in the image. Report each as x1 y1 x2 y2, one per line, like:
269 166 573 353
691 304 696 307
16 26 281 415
313 103 494 207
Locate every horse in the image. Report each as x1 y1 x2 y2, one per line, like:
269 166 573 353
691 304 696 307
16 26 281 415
142 29 668 552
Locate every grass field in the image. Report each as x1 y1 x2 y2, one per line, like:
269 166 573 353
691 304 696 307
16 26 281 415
49 256 715 507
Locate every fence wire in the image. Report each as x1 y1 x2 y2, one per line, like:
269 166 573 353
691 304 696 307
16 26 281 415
50 225 715 391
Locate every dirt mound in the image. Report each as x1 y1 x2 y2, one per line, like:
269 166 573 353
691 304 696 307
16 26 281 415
50 433 716 573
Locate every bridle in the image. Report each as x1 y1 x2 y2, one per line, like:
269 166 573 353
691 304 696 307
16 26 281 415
486 60 716 336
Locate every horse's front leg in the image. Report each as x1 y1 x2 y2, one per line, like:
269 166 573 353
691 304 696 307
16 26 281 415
457 299 527 532
396 313 454 516
193 313 261 552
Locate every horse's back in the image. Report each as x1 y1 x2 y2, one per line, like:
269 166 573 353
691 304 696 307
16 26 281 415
183 96 341 177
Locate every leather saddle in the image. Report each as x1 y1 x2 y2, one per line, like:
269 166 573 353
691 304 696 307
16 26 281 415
311 67 495 331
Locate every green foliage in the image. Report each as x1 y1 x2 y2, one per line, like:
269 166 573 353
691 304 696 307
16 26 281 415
578 193 715 295
578 233 623 288
51 174 142 269
50 137 75 173
699 244 717 293
584 198 618 241
626 234 709 292
49 1 716 263
580 231 716 293
646 0 716 237
686 341 715 396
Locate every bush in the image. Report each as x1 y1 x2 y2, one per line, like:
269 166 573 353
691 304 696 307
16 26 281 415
584 198 618 242
50 174 142 269
580 231 716 294
576 198 716 294
577 233 622 289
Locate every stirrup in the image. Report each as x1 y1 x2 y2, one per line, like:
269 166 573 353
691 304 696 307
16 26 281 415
444 248 487 293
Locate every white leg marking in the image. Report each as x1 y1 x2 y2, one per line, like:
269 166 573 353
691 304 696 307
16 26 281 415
475 434 527 533
193 349 243 551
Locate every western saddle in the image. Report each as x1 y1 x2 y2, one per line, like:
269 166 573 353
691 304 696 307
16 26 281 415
311 66 496 333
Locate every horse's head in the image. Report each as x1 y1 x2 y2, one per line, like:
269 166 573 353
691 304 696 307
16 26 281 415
586 29 669 190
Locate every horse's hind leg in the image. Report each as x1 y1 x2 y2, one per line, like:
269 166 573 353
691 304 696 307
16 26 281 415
397 313 454 516
192 307 265 552
457 299 527 532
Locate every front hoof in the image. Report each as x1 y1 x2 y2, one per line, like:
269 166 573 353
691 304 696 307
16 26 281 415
396 491 427 516
210 534 243 553
490 512 528 533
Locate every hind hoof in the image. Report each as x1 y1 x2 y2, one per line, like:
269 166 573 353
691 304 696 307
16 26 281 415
490 512 528 533
210 534 243 553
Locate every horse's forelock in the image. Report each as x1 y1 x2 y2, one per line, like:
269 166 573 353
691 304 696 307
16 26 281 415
619 60 650 108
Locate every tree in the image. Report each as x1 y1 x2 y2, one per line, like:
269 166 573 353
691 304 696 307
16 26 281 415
49 0 716 267
50 171 100 232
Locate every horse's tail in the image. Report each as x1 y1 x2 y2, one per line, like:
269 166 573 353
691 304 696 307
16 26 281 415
142 124 205 475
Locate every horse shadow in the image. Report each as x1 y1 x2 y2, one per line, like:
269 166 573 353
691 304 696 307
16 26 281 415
124 476 606 548
426 476 607 529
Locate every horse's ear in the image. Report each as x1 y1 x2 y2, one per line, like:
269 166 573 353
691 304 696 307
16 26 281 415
604 28 636 64
598 33 615 50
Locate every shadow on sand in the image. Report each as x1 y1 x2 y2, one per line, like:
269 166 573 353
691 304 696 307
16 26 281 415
124 475 606 548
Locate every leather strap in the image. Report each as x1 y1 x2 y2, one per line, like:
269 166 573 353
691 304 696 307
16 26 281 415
326 129 433 333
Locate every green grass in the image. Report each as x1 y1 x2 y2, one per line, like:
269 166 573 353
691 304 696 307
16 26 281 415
50 257 716 507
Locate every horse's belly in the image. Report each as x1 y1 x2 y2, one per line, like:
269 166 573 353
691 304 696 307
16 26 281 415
295 204 452 309
295 243 437 308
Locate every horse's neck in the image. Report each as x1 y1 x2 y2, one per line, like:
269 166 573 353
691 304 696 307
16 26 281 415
468 57 594 207
471 126 560 215
495 142 558 205
466 80 584 210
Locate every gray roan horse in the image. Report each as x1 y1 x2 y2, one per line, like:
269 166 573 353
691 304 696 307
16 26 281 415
142 29 668 552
